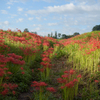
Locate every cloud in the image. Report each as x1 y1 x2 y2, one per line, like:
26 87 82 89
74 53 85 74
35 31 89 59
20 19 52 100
7 0 18 5
7 6 11 9
27 3 75 15
26 3 100 15
17 18 23 22
48 23 58 26
33 24 42 27
18 7 23 11
36 17 41 20
0 21 10 26
28 17 33 20
4 21 9 25
1 10 8 14
32 0 55 3
10 14 17 18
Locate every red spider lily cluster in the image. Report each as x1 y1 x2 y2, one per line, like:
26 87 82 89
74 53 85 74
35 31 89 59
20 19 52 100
39 47 54 73
57 69 81 90
31 81 56 93
0 83 18 95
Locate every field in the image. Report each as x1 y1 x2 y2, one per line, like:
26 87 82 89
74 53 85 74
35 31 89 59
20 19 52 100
0 29 100 100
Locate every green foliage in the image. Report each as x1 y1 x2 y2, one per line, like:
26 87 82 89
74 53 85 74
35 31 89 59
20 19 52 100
92 25 100 31
73 32 80 36
24 28 29 32
17 82 29 92
0 96 17 100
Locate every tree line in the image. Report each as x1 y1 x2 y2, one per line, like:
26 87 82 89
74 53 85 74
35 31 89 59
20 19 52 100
23 24 100 39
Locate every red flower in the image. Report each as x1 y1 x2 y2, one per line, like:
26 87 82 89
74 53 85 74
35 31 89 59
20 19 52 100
94 80 99 83
20 67 24 70
77 74 82 78
39 82 48 86
46 87 56 92
69 69 75 75
1 89 8 95
32 69 34 72
61 86 65 89
7 71 12 75
21 72 25 74
12 91 16 95
65 81 74 88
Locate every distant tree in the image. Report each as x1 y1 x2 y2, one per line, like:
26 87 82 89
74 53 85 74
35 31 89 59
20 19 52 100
48 34 50 37
51 32 53 37
24 28 29 32
31 31 37 34
62 34 67 39
73 32 80 36
55 31 57 39
58 33 61 37
92 25 100 31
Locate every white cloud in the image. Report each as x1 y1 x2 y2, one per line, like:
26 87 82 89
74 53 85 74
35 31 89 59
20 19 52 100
18 7 23 11
26 3 100 15
28 17 33 20
7 6 11 9
36 17 41 20
1 10 8 14
25 14 28 16
32 0 55 2
33 24 42 27
33 24 36 26
17 18 23 22
48 23 58 26
7 0 18 5
10 14 17 18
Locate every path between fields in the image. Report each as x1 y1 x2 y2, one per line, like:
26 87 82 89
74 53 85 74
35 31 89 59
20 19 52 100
18 55 73 100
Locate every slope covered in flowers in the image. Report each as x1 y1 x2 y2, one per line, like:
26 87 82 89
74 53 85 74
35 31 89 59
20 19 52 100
0 29 100 100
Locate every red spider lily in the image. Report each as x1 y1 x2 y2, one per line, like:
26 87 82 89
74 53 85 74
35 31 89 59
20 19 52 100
31 81 48 89
32 69 34 72
46 87 56 93
0 68 5 77
21 72 25 74
61 74 69 78
39 82 48 87
64 71 69 74
69 69 75 75
7 53 23 59
42 57 50 62
38 68 44 72
77 74 82 78
12 91 16 95
0 64 6 68
65 81 74 88
94 80 99 83
57 78 66 83
20 67 24 70
1 83 18 96
7 71 12 75
60 86 65 89
1 89 9 95
73 79 78 83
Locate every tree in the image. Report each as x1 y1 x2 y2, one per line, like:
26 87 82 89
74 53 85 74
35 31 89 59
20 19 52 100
24 28 29 32
48 34 50 37
58 33 61 37
62 34 67 39
55 31 57 39
51 32 53 37
92 25 100 31
73 32 80 36
31 32 37 34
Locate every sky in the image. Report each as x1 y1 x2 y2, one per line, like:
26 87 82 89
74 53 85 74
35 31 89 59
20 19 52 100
0 0 100 37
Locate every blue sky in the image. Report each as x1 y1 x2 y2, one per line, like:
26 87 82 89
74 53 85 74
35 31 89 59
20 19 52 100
0 0 100 36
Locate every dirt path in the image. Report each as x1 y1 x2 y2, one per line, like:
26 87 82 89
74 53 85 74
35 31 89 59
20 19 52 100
18 55 73 100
